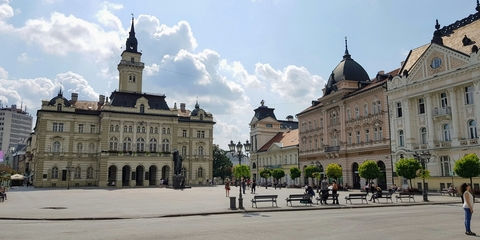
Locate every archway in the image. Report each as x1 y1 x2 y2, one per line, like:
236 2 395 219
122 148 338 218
161 165 170 185
136 165 144 186
108 165 117 185
377 161 387 190
149 165 157 186
352 162 360 189
122 165 131 187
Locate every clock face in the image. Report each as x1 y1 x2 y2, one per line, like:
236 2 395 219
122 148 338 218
431 57 442 69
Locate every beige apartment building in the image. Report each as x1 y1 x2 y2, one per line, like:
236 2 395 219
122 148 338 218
388 4 480 191
30 18 215 188
297 42 396 190
249 101 299 185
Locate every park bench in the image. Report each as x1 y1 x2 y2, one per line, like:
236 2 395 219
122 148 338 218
345 193 368 204
285 194 312 206
441 188 457 197
315 193 340 205
251 195 278 208
395 192 416 202
372 192 393 203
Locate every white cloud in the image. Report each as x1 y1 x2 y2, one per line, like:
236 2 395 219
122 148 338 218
0 2 13 20
56 71 99 100
17 53 39 63
0 66 8 79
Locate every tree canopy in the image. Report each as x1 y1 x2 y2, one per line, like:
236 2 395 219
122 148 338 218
304 166 321 179
260 168 272 180
326 163 343 180
233 164 250 179
290 167 301 183
212 144 232 180
358 160 381 181
271 169 285 181
454 153 480 185
395 158 422 188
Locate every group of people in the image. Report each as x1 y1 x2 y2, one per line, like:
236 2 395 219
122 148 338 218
224 178 257 197
305 177 339 205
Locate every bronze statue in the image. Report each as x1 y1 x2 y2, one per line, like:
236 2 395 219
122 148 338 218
172 150 183 175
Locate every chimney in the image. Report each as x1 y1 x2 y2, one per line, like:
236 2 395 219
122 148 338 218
71 93 78 102
286 115 294 121
99 95 105 105
378 70 384 75
180 103 186 111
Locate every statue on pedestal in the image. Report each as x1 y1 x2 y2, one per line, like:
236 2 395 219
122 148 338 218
172 150 183 176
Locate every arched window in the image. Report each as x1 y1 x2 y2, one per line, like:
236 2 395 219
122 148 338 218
197 167 203 177
252 162 257 169
162 128 166 134
136 138 145 152
57 104 62 111
89 143 95 153
123 137 132 152
154 127 158 133
420 127 427 144
124 126 127 132
198 146 204 156
74 167 81 179
372 102 377 114
150 127 154 133
140 104 145 113
53 141 61 152
355 107 359 119
87 167 94 179
109 137 118 151
468 120 478 139
364 104 368 116
51 167 59 179
115 125 119 132
77 143 83 153
128 126 133 132
398 130 404 147
162 139 170 152
347 109 351 121
137 126 141 133
142 127 146 133
181 167 187 177
377 101 381 113
181 146 187 156
443 124 451 141
110 125 114 131
149 138 157 152
167 128 171 134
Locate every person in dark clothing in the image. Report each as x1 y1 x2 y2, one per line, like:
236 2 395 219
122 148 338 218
331 180 339 204
320 177 329 205
251 178 257 194
370 187 382 202
370 181 375 195
242 179 247 194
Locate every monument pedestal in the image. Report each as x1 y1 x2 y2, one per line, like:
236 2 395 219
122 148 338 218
172 176 185 189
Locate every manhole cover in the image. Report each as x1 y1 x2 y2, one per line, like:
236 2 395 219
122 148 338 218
41 207 68 210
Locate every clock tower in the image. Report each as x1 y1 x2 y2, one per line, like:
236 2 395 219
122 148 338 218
117 16 144 93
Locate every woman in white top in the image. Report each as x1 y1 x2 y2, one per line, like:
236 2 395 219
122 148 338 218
461 183 476 236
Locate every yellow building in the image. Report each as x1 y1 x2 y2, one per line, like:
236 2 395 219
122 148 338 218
30 18 215 188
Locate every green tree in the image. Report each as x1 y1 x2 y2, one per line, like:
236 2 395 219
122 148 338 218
454 153 480 185
233 164 250 179
271 168 285 188
358 160 381 187
212 145 232 180
260 168 272 189
304 166 321 181
325 163 343 181
395 158 422 188
290 167 301 185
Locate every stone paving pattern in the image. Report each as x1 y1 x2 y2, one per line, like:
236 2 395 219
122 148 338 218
0 185 461 220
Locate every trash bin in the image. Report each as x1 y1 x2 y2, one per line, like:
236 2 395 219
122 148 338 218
229 196 237 210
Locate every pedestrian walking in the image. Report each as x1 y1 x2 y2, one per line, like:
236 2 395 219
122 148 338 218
461 183 476 236
251 178 256 194
370 180 375 195
242 179 246 194
225 179 231 197
320 177 329 205
180 179 185 191
364 181 369 196
331 180 339 204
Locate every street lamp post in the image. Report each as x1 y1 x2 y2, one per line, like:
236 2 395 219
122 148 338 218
66 166 74 190
413 151 432 202
228 140 251 210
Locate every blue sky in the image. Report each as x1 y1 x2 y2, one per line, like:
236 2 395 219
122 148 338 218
0 0 477 150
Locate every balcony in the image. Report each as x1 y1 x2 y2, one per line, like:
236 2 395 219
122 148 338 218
324 146 340 152
432 107 451 117
460 139 479 146
434 141 451 148
413 144 428 150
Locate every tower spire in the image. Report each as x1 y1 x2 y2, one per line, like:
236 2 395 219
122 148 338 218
343 36 351 60
125 14 138 53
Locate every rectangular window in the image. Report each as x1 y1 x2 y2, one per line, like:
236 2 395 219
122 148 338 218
182 130 187 137
196 130 205 138
52 123 64 132
78 124 84 133
440 92 448 108
440 156 451 176
418 98 425 114
365 129 370 142
356 131 360 144
266 123 273 128
90 125 96 133
465 86 474 105
348 133 352 145
396 102 403 118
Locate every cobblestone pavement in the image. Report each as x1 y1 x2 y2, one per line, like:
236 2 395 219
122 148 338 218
0 185 461 220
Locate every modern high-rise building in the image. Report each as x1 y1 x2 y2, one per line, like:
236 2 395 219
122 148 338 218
0 105 33 152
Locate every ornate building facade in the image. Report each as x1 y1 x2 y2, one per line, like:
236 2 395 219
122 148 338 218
30 18 215 188
388 3 480 191
249 101 299 185
297 41 396 190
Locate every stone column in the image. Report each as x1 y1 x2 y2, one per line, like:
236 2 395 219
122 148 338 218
403 98 412 148
448 87 460 143
116 166 122 187
425 94 435 148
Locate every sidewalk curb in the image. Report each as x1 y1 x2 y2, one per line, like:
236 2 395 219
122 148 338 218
0 201 461 221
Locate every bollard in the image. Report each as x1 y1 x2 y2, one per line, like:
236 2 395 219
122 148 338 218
229 196 237 210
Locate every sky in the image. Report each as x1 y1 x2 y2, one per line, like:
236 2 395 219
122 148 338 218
0 0 477 150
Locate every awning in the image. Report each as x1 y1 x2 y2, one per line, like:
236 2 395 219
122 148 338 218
10 174 24 180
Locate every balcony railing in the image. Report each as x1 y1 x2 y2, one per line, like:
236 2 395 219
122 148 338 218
432 107 451 116
324 146 340 152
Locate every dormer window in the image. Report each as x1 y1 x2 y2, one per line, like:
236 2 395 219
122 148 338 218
431 57 442 69
57 104 62 111
140 104 145 113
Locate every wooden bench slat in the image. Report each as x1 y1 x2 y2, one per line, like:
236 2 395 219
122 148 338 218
251 195 278 208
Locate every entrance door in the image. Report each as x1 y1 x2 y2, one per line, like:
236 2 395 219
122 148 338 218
352 162 360 189
136 166 144 186
149 166 157 186
122 165 131 186
377 161 387 190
